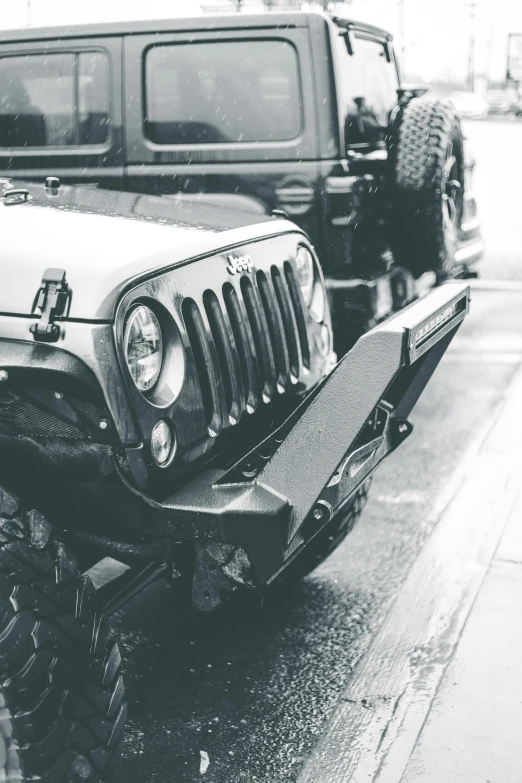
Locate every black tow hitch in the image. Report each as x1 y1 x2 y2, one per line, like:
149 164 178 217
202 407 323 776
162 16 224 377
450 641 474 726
155 284 469 609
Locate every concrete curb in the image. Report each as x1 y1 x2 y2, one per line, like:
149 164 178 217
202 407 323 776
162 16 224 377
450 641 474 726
298 367 522 783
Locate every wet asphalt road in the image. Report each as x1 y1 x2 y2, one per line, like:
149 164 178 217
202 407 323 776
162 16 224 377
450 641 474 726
112 120 522 783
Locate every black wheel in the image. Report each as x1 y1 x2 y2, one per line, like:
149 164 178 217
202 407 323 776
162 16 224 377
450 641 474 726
0 485 126 783
389 97 465 278
287 479 372 581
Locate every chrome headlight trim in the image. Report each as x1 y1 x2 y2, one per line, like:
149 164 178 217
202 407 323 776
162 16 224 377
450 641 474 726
124 305 164 393
295 245 315 306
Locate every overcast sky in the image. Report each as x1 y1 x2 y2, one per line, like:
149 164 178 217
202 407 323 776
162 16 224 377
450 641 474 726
1 0 521 84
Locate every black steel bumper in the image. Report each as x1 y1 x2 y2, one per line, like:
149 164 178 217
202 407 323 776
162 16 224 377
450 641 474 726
159 284 470 595
328 267 416 321
326 267 417 355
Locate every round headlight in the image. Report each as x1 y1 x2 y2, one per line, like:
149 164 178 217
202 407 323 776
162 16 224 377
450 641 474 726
124 305 163 392
295 246 315 306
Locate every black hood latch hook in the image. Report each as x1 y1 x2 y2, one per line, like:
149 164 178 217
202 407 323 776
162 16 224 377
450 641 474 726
30 268 72 343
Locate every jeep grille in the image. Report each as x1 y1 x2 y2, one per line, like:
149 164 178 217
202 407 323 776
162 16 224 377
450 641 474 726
182 263 310 437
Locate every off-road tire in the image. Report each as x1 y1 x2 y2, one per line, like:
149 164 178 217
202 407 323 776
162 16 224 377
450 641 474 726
390 97 465 278
289 479 372 580
0 485 126 782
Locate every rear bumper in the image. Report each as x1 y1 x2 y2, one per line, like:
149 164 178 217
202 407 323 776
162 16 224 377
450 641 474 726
326 267 416 350
457 199 483 270
455 235 484 269
457 164 483 270
159 284 470 602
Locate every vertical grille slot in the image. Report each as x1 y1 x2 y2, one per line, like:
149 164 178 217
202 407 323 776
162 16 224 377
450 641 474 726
257 270 291 391
223 283 259 414
180 257 311 441
271 266 301 380
182 298 223 437
284 261 311 369
240 276 276 403
203 290 242 425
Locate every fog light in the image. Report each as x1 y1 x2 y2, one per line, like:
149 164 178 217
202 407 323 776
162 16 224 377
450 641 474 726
150 420 174 467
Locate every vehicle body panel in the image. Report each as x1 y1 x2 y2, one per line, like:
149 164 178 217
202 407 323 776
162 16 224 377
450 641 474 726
0 12 482 358
0 182 300 320
0 12 398 285
0 187 331 493
0 36 124 188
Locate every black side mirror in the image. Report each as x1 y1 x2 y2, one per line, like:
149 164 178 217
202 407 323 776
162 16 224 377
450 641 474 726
397 86 430 101
339 28 355 56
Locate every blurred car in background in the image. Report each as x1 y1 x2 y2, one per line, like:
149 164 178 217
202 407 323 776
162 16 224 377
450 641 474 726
449 91 489 119
511 95 522 118
486 88 516 115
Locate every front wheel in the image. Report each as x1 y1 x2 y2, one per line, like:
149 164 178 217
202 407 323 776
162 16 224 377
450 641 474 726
0 486 126 782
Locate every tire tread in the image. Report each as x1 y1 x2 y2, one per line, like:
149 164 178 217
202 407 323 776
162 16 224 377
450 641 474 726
0 484 125 782
390 97 464 276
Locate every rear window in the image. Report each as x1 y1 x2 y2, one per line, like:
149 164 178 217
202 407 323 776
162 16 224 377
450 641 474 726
0 51 110 148
144 40 302 145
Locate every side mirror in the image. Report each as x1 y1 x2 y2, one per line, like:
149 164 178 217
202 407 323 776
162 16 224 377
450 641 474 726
397 85 430 101
339 28 355 56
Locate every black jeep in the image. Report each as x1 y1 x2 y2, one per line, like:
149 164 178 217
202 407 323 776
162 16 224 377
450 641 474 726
0 11 481 355
0 179 469 781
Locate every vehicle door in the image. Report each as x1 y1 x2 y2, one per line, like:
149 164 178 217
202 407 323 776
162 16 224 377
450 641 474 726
324 26 400 276
0 38 124 188
123 27 321 242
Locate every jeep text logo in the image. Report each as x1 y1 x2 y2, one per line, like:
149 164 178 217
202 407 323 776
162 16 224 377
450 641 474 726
226 254 254 275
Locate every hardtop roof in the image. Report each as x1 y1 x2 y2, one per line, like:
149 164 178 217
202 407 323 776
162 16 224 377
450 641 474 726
0 11 390 45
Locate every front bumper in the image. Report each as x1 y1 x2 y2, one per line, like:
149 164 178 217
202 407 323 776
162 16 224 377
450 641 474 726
326 267 417 355
160 284 470 598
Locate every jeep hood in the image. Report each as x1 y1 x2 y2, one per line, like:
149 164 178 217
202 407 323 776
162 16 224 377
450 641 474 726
0 183 291 320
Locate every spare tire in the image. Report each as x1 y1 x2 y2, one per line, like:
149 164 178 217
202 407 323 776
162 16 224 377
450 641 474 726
389 97 465 278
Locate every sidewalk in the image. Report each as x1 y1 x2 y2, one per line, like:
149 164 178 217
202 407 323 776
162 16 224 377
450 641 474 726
402 505 522 783
299 367 522 783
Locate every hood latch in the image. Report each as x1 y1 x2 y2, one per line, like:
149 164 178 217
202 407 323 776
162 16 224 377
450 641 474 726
30 268 72 343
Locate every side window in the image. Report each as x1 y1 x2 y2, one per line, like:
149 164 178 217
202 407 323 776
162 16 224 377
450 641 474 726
144 40 302 145
0 51 110 149
336 36 399 147
79 52 111 145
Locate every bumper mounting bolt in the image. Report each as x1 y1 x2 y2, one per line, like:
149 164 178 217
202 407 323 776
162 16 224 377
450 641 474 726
312 500 333 525
241 461 258 478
